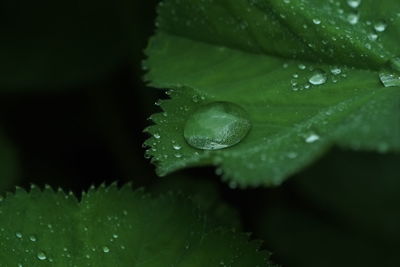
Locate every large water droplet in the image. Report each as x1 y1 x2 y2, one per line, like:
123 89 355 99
347 0 361 8
379 72 400 87
308 70 328 85
37 252 47 260
184 102 251 150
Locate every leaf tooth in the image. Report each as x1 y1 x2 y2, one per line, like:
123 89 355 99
14 186 27 195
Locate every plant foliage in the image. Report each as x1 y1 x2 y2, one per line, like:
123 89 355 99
144 0 400 186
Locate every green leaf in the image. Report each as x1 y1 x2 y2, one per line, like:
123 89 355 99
149 175 242 229
144 0 400 186
0 184 274 266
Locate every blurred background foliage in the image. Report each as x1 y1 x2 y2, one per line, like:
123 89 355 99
0 0 399 266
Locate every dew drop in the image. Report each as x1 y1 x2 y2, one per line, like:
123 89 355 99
312 18 321 25
347 0 361 8
368 33 378 41
37 252 47 260
374 20 387 32
308 70 328 85
379 72 400 87
29 235 37 242
15 232 22 239
183 102 251 150
298 64 306 70
172 144 182 150
305 134 320 143
347 12 359 25
103 246 110 253
330 67 342 75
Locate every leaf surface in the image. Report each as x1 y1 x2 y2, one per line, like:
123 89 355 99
0 184 273 266
144 0 400 186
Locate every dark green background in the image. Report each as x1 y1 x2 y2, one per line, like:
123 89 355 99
1 0 399 266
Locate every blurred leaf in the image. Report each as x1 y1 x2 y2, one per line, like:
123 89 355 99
295 151 400 244
256 198 398 267
0 184 275 266
144 0 400 187
254 151 400 267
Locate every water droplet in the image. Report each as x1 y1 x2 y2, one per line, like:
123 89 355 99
312 18 321 25
183 102 251 150
153 133 160 139
347 0 361 8
15 232 22 239
347 12 359 25
29 235 37 242
330 67 342 75
37 252 47 260
308 70 328 85
379 72 400 87
374 20 387 32
305 134 320 143
172 144 182 150
368 33 378 41
103 246 110 253
298 64 306 70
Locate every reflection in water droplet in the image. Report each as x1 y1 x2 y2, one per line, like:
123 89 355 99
37 252 47 260
309 70 328 85
184 102 251 150
379 72 400 87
